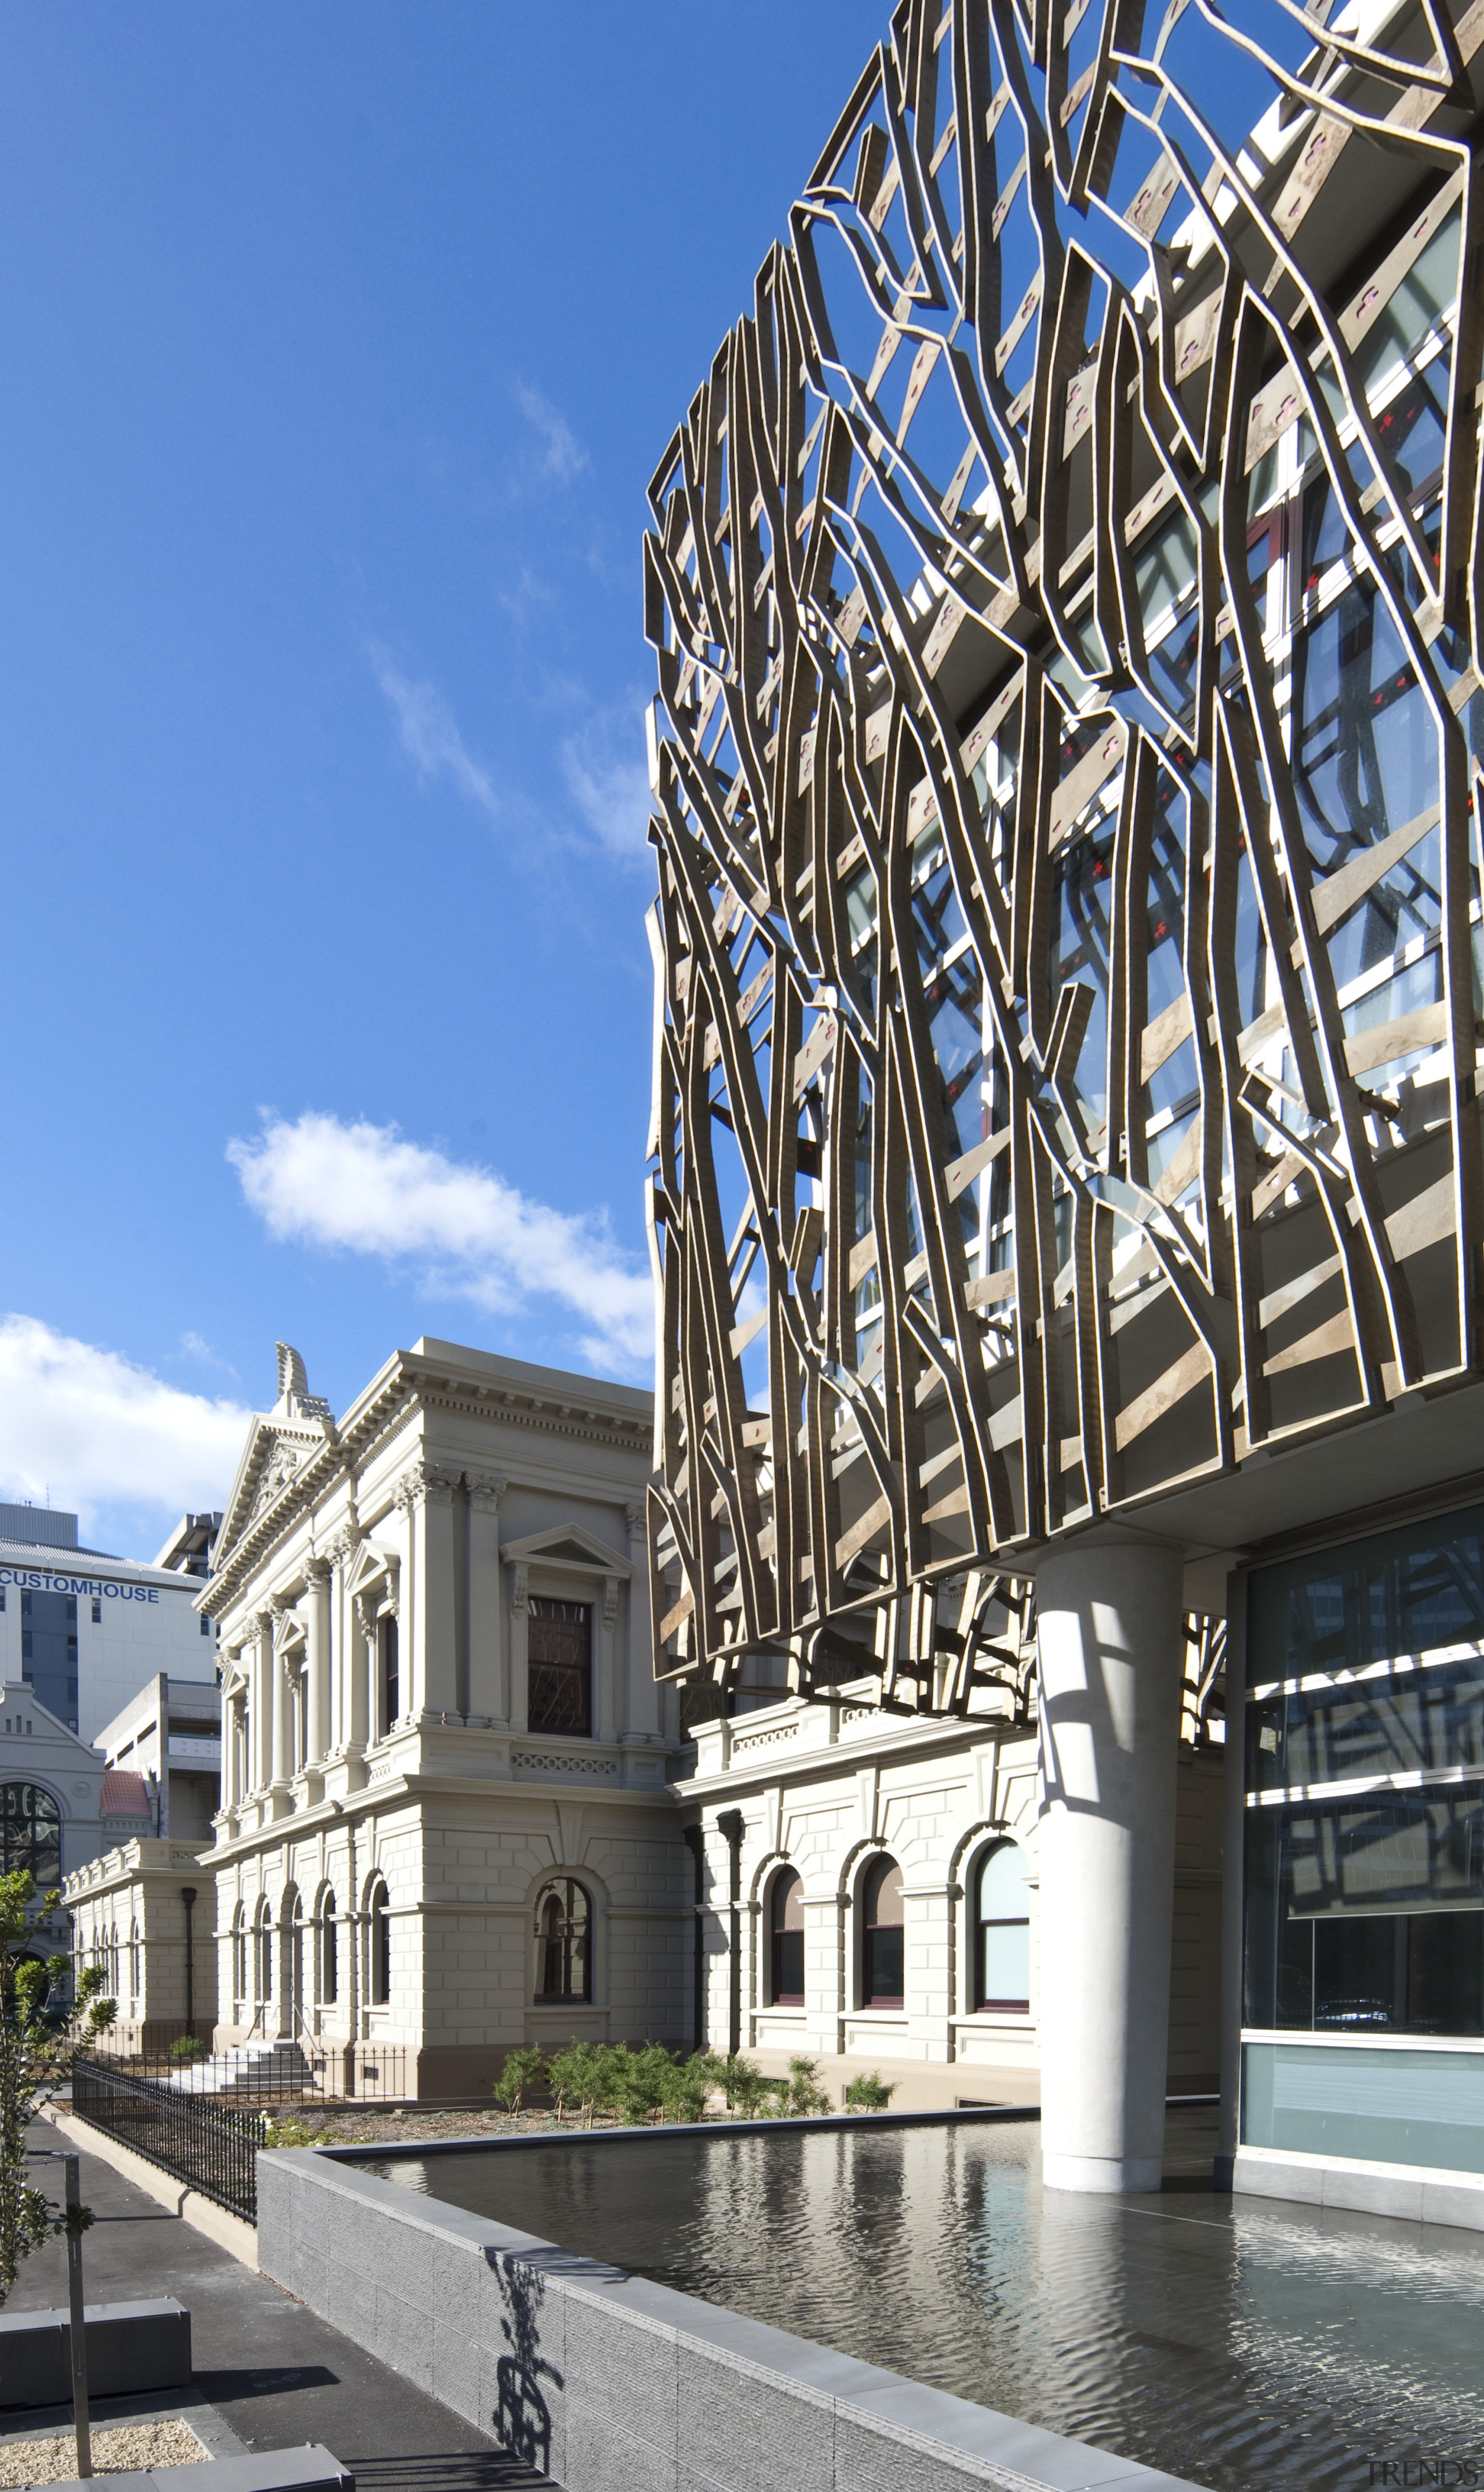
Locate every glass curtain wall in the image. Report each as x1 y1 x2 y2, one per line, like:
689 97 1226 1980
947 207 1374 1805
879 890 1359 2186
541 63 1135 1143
1244 1502 1484 2043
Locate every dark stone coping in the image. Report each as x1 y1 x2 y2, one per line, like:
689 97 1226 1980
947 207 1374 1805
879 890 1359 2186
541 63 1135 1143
318 2099 1041 2164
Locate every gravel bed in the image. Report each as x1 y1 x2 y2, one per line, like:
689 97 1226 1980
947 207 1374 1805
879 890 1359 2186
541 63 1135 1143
277 2105 670 2146
0 2418 205 2483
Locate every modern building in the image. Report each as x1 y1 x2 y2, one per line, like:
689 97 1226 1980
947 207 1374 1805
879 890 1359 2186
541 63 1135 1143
639 0 1484 2219
198 1342 682 2097
0 1679 155 1967
0 1502 220 1745
94 1672 222 1848
60 1670 224 2049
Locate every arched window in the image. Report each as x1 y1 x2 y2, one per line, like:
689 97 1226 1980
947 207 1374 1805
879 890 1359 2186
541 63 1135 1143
533 1877 590 2004
368 1879 391 2006
974 1841 1031 2013
231 1905 247 2010
861 1855 904 2008
254 1899 273 2003
1 1784 61 1886
769 1868 805 2005
319 1891 338 2006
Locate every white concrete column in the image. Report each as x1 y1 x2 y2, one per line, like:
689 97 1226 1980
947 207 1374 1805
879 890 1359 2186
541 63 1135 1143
1036 1535 1185 2193
251 1611 275 1792
508 1563 530 1734
269 1606 294 1799
624 1499 661 1740
304 1559 332 1764
467 1473 507 1724
597 1576 619 1744
398 1462 459 1718
223 1677 242 1808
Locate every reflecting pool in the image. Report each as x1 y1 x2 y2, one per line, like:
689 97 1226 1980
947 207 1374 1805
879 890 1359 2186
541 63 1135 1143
354 2110 1484 2492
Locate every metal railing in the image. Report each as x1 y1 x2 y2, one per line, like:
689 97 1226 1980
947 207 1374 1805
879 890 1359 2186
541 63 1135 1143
72 2055 264 2224
87 2030 410 2105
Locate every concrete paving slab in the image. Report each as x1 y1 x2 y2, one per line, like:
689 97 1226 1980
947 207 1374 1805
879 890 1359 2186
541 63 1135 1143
9 2123 552 2492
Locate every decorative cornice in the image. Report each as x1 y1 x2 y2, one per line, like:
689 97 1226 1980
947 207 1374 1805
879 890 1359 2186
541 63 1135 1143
204 1350 652 1615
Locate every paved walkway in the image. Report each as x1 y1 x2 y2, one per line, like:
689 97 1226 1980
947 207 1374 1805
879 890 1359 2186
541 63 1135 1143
5 2120 556 2490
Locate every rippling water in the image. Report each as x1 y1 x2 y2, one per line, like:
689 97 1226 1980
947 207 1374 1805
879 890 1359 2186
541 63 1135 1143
355 2115 1484 2491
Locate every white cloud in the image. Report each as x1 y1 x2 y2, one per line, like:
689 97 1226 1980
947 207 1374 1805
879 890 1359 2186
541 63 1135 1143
369 642 499 820
228 1112 654 1374
515 382 588 484
561 702 654 863
0 1317 249 1536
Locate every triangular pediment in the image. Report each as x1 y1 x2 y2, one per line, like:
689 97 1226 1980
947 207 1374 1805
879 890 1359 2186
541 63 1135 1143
500 1524 632 1579
216 1411 333 1571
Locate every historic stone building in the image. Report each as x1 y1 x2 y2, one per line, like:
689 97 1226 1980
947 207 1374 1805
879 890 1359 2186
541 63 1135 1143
66 1839 217 2052
199 1341 685 2098
680 1690 1222 2112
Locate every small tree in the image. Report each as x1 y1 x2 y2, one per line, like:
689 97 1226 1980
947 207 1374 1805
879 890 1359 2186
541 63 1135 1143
781 2056 831 2117
844 2069 897 2112
0 1871 117 2308
698 2051 773 2119
656 2053 712 2127
492 2046 547 2114
546 2039 616 2127
169 2035 206 2065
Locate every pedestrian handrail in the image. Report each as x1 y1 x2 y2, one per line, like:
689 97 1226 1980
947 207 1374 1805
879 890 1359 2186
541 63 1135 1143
71 2054 264 2224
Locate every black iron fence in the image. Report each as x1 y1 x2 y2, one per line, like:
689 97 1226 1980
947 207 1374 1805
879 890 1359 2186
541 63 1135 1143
72 2056 264 2224
87 2036 410 2104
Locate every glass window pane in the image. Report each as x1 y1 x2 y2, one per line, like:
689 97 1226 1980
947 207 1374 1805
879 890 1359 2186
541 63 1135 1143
981 1921 1030 2006
979 1843 1030 1916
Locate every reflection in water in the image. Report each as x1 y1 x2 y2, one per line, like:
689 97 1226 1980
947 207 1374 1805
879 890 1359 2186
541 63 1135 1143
356 2113 1484 2492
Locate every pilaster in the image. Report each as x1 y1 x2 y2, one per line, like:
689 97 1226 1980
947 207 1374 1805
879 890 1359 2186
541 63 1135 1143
397 1461 460 1720
623 1499 661 1741
467 1472 507 1726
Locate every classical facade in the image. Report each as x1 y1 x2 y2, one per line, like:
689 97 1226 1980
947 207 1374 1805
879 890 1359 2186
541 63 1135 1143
681 1685 1222 2112
1 1680 155 1969
199 1341 685 2098
641 0 1484 2210
66 1840 217 2051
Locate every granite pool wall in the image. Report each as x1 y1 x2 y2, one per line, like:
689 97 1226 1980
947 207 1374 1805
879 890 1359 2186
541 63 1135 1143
257 2119 1201 2492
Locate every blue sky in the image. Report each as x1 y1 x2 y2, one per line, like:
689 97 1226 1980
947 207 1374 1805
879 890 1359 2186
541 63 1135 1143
0 0 886 1554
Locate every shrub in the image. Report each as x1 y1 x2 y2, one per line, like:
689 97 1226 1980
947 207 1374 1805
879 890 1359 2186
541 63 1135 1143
697 2051 772 2119
783 2057 831 2116
606 2041 675 2126
261 2115 334 2148
844 2069 897 2112
547 2039 617 2126
169 2035 206 2064
656 2053 712 2126
492 2046 547 2113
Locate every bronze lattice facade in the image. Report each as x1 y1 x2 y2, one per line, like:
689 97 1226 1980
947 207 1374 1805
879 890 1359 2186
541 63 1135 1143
643 0 1484 1712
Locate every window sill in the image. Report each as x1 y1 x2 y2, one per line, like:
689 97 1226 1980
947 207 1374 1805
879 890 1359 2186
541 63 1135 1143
849 2006 907 2020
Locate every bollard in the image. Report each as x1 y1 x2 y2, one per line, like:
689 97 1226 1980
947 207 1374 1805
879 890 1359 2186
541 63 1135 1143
64 2155 90 2480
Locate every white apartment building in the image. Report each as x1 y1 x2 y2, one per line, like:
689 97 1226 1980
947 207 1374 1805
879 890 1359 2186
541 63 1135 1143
199 1342 686 2098
0 1503 220 1745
